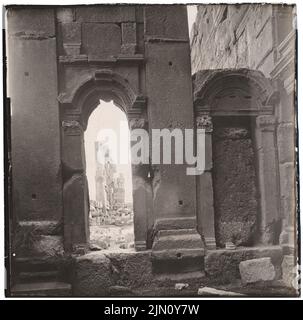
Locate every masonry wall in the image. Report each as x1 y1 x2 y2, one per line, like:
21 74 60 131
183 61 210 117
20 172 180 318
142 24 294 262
191 4 295 77
190 4 297 247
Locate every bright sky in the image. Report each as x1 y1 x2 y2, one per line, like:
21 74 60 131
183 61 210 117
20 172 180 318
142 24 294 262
187 5 197 34
84 6 197 204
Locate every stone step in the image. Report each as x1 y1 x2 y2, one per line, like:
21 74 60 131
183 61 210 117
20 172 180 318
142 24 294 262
13 257 59 273
18 271 59 283
156 229 199 237
153 233 204 250
154 271 205 283
11 281 72 297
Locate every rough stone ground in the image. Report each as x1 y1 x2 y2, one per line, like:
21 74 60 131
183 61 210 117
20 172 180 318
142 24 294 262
90 224 134 250
107 282 297 297
72 248 298 297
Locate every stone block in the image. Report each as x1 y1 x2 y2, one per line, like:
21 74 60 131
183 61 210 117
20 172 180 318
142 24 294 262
7 8 56 37
279 162 296 218
175 283 189 290
82 23 121 58
277 123 295 164
32 236 64 258
18 220 62 236
281 255 297 288
121 22 137 54
152 229 204 251
73 252 113 296
239 257 275 284
105 251 153 288
75 6 136 23
61 22 81 44
205 246 283 283
61 22 82 55
122 22 136 44
277 93 295 124
144 5 188 39
56 8 75 23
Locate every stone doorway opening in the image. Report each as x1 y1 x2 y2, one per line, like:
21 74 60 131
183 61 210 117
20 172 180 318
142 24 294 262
84 100 134 251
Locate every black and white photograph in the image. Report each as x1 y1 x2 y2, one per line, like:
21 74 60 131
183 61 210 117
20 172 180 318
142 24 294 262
1 1 301 301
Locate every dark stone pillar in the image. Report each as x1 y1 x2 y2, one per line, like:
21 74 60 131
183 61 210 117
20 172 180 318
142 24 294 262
7 8 62 223
128 116 152 251
144 5 204 273
62 120 89 253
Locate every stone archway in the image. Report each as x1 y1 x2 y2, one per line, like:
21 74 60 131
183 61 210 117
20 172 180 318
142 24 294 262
59 70 150 252
8 5 202 273
193 68 280 249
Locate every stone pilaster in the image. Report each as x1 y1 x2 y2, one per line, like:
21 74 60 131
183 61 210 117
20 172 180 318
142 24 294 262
196 114 216 250
255 115 281 245
128 115 152 251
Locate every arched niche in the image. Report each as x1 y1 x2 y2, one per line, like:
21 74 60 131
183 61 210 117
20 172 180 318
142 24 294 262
193 68 279 115
59 70 150 253
193 68 280 249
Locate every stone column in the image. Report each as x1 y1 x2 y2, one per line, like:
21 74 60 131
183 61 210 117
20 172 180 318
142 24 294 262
61 120 90 253
255 115 281 245
196 115 216 250
128 116 152 251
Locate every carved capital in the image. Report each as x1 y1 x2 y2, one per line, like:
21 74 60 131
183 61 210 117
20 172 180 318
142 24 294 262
256 115 276 131
196 115 213 132
129 118 147 130
63 43 81 56
62 120 83 135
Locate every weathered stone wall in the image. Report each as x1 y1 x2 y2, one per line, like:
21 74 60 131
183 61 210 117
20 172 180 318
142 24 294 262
191 4 295 77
